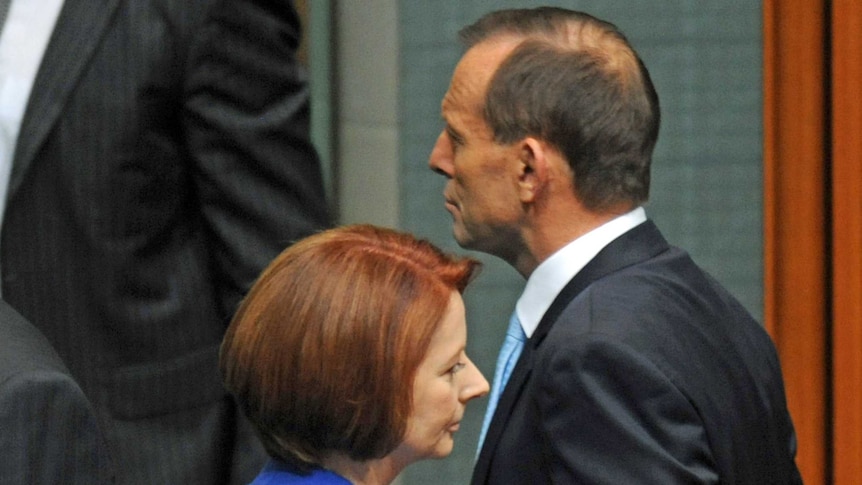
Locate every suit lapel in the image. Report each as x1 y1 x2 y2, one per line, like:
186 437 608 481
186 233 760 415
531 220 669 346
471 220 669 484
8 0 121 201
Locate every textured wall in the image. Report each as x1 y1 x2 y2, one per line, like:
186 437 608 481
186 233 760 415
397 1 763 483
335 1 401 227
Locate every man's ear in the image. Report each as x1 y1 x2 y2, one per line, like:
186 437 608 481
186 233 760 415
517 137 547 203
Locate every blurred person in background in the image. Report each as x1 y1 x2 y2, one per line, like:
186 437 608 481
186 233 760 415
0 0 329 482
0 298 114 484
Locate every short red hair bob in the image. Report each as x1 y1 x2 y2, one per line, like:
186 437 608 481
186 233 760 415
220 224 479 473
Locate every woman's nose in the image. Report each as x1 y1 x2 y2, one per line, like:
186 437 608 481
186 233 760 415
461 357 490 401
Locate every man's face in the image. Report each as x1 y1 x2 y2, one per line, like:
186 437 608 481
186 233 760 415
428 39 524 257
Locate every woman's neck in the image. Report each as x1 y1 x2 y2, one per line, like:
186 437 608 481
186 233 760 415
321 453 407 485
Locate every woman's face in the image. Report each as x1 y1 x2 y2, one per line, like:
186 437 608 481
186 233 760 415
396 292 489 462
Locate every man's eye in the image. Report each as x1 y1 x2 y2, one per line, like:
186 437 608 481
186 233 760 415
446 128 464 147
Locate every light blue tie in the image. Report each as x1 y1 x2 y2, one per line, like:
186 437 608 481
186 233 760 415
477 311 526 453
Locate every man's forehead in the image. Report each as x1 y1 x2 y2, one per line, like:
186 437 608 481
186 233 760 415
458 37 522 83
440 79 479 118
441 38 520 117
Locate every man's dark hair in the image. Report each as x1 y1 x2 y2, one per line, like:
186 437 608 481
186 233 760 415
459 7 660 212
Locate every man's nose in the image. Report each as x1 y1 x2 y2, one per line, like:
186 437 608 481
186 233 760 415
429 131 454 178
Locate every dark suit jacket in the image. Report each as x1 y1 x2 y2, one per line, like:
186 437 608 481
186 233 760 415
0 299 114 484
1 1 328 483
472 221 801 484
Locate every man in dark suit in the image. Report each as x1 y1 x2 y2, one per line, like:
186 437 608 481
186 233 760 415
0 299 114 484
1 0 328 483
428 7 802 484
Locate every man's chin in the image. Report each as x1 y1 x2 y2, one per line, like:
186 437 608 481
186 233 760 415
451 225 472 249
453 227 517 264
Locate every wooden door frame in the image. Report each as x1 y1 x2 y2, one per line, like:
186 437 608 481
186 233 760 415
763 0 828 482
831 1 862 482
766 1 862 482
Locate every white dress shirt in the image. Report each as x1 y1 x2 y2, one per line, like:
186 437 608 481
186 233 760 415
516 207 648 338
0 0 65 221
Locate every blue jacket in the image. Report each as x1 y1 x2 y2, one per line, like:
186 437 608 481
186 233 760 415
250 459 352 485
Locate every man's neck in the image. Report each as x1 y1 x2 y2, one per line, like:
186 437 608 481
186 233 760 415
516 208 627 278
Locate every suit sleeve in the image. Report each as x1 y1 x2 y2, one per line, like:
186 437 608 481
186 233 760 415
0 371 115 484
537 334 719 484
182 0 330 319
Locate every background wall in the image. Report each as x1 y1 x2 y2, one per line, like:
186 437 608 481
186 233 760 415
334 1 400 227
321 1 764 483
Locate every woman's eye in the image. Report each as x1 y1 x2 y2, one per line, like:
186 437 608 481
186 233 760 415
449 362 466 375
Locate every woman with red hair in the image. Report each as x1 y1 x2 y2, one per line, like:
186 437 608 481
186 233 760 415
220 224 489 484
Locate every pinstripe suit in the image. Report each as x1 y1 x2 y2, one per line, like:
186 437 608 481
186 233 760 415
1 0 329 483
0 299 114 484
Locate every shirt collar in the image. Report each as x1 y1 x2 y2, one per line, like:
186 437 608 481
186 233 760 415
516 207 647 338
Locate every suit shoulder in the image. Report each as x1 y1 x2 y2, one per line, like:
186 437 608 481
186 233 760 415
0 302 70 381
